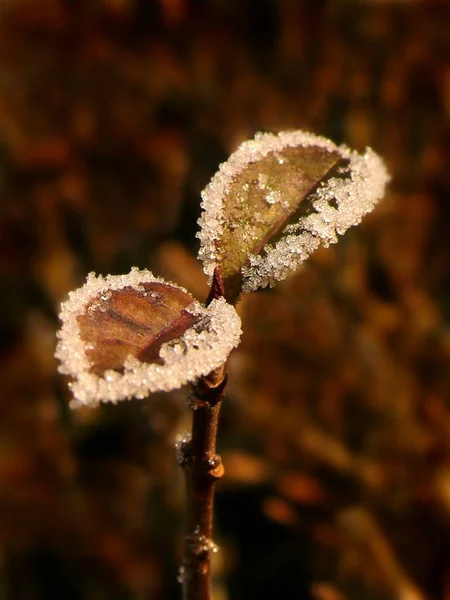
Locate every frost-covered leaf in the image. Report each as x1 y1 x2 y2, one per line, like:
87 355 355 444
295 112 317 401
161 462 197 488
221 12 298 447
55 268 241 408
198 130 390 303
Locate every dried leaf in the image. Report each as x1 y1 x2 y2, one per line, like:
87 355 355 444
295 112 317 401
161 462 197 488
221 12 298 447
198 130 389 303
55 269 242 407
77 282 199 375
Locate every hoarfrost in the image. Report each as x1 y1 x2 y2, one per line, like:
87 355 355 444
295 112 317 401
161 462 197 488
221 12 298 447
187 525 219 557
257 173 268 189
55 269 242 408
197 130 390 293
265 189 281 205
175 431 192 465
177 566 185 584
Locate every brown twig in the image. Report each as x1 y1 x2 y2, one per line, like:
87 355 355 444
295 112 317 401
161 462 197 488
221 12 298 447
178 269 228 600
205 267 226 307
178 366 227 600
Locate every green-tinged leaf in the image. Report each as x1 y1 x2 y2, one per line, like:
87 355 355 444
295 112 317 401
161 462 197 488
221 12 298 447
216 146 345 301
198 130 390 303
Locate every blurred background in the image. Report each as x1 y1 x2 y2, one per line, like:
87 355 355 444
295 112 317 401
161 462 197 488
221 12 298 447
0 0 449 598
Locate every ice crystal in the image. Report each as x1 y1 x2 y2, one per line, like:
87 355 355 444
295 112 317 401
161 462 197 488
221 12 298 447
177 566 185 584
187 525 219 557
265 188 281 205
175 431 192 465
55 269 242 408
197 130 390 296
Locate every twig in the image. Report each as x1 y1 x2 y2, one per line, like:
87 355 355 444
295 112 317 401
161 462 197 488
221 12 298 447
178 269 228 600
178 366 226 600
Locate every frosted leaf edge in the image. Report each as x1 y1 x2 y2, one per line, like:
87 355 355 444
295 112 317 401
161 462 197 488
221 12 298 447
197 130 390 292
55 268 242 408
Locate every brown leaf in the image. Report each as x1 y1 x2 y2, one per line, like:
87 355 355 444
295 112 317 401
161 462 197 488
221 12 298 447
55 270 242 406
77 282 200 375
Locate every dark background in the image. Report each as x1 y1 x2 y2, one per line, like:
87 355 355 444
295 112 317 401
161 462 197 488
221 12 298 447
0 1 449 598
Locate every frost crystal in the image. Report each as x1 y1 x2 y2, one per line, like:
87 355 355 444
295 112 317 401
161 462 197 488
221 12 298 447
265 189 281 205
187 525 219 557
197 130 390 293
175 431 192 465
55 269 242 408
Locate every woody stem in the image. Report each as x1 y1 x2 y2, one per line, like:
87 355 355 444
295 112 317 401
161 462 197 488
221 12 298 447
179 365 227 600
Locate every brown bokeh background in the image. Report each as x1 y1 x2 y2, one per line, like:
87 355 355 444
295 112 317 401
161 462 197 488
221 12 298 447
0 1 449 599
